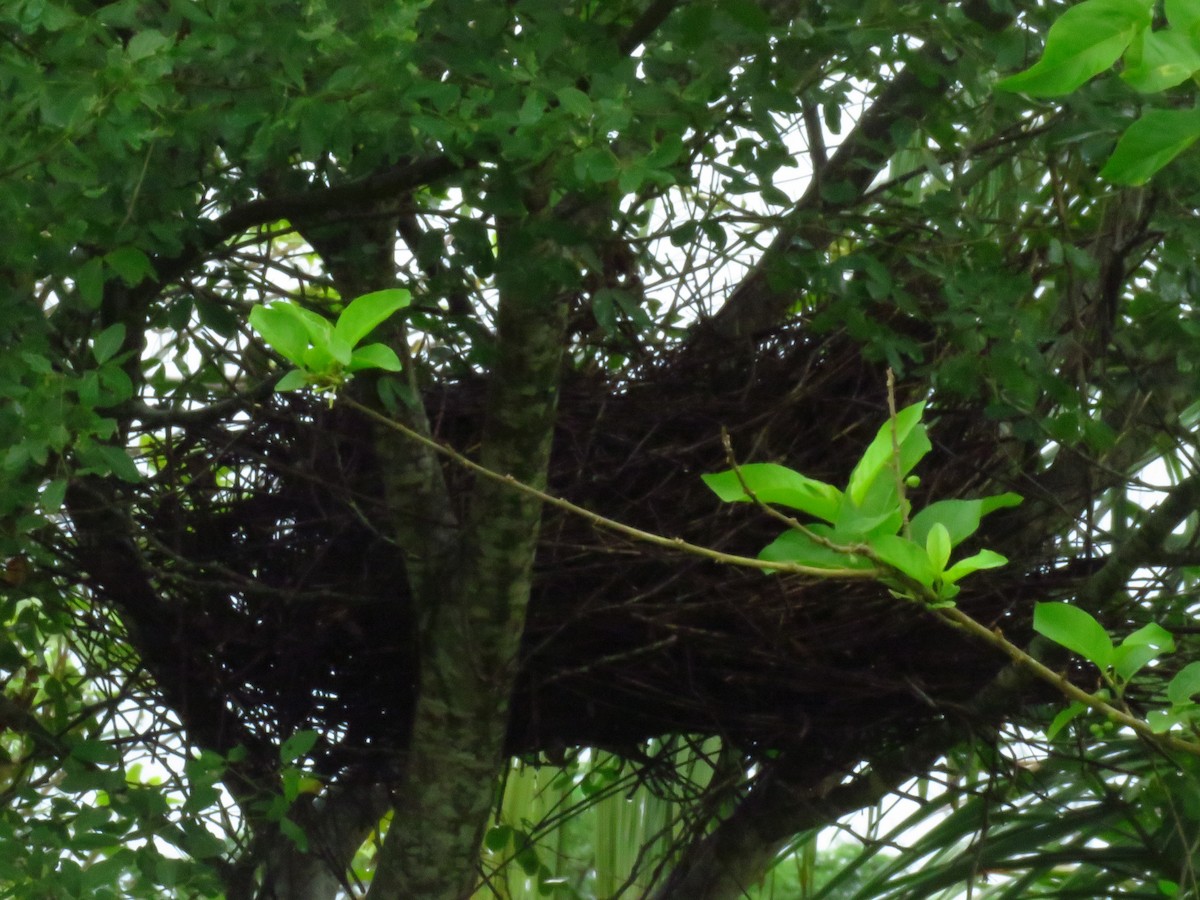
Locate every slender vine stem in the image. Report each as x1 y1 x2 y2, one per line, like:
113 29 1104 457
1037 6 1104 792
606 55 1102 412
344 397 879 580
343 393 1200 760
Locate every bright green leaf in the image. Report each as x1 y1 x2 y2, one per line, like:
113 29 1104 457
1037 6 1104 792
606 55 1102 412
1122 621 1175 650
1167 661 1200 705
702 463 843 522
925 523 951 574
1046 700 1089 740
846 401 927 507
1033 602 1114 669
250 304 311 366
871 534 937 587
1100 106 1200 185
347 343 403 373
996 0 1154 97
1167 0 1200 33
328 333 353 367
274 369 308 393
758 528 874 571
942 549 1008 584
909 493 1023 547
333 289 411 348
1121 29 1200 92
302 341 337 374
1111 642 1164 683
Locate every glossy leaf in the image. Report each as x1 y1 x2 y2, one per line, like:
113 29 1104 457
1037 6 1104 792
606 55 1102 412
1111 622 1174 682
758 527 874 571
250 303 311 366
1100 106 1200 185
274 369 308 393
1167 661 1200 706
941 549 1008 585
909 493 1023 547
846 401 927 507
996 0 1153 97
1120 29 1200 92
333 288 411 348
1046 700 1090 740
871 534 937 587
348 343 403 373
1033 602 1114 670
702 463 843 523
925 522 951 574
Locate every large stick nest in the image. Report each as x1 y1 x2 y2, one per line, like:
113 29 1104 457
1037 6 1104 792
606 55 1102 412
69 320 1063 780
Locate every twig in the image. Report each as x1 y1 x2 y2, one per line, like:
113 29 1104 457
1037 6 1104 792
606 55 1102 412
885 369 911 538
344 395 1200 760
343 397 879 581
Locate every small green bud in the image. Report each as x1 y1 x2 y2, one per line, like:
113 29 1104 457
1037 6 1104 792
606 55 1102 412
905 475 920 488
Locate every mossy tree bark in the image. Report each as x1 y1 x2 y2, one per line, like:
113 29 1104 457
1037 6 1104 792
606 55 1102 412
366 210 572 898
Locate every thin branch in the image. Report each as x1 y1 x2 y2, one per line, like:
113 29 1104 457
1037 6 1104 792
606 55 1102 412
343 396 880 581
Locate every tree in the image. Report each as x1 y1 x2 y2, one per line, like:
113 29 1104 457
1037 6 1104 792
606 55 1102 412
3 0 1200 896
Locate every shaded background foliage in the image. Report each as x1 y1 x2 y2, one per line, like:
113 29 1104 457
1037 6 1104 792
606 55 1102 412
3 0 1200 896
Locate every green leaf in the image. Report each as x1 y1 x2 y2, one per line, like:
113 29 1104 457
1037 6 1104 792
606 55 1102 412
250 303 311 366
485 825 513 851
274 369 308 392
925 523 951 574
719 0 771 32
348 343 403 373
42 478 68 514
1033 602 1114 670
702 463 843 522
846 401 927 507
280 729 319 764
758 528 874 571
76 257 105 308
1046 700 1089 740
1167 0 1200 34
328 333 353 367
104 247 156 287
1112 622 1174 682
127 29 170 61
1120 29 1200 92
909 493 1023 547
871 534 937 587
996 0 1154 97
333 289 411 348
941 549 1007 584
86 444 143 482
555 87 592 117
71 739 121 765
1167 661 1200 705
279 817 308 853
1100 106 1200 185
575 146 621 183
92 323 126 365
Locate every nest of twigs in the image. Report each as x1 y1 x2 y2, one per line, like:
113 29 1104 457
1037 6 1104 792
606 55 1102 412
71 322 1061 779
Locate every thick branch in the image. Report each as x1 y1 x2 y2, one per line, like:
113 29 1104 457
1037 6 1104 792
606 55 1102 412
366 212 572 898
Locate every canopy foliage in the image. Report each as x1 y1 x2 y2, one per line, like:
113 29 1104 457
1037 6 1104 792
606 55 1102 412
4 0 1200 897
